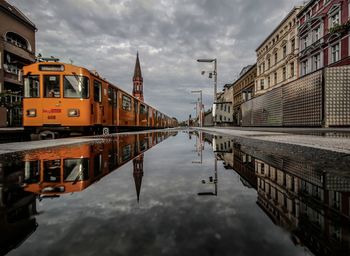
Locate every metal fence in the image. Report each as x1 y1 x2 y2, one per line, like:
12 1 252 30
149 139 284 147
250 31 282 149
241 66 350 127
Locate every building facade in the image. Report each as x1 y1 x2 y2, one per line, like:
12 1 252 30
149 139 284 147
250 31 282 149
298 0 350 76
0 0 36 126
232 64 256 126
255 7 302 96
215 84 233 126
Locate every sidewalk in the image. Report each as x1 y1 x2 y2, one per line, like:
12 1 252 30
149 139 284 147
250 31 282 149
193 127 350 154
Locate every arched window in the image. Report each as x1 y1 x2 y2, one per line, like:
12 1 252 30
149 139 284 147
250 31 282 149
5 32 31 51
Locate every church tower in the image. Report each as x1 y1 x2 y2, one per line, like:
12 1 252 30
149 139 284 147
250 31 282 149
133 52 144 101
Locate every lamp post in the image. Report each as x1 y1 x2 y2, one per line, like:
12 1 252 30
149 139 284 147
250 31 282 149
197 58 217 125
191 90 203 127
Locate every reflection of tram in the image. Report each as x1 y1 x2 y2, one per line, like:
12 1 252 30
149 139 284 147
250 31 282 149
22 132 175 196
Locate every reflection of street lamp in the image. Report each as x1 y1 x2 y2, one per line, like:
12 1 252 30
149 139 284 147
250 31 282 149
198 153 218 196
197 59 217 125
191 90 203 127
192 131 203 164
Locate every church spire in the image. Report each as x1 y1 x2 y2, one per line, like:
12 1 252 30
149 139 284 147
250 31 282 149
133 52 144 101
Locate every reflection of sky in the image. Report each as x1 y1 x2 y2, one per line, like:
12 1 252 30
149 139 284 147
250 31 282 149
8 133 308 256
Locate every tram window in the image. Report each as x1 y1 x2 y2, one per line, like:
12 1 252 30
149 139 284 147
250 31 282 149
134 100 138 113
122 144 131 161
122 95 131 111
44 75 60 98
24 75 40 98
64 158 89 181
43 160 61 182
64 76 89 98
108 87 113 104
113 90 117 108
94 80 102 102
140 104 147 114
24 161 40 183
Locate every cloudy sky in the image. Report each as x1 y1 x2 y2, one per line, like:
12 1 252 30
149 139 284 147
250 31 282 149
11 0 303 120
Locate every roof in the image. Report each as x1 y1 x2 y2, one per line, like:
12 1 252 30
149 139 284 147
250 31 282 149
231 63 257 87
297 0 316 18
256 6 301 51
0 0 36 30
133 52 142 79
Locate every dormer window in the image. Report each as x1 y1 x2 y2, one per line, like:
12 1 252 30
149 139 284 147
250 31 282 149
5 32 31 51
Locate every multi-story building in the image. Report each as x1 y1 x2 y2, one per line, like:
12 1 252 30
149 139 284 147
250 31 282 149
298 0 350 76
215 84 233 126
0 0 36 126
231 64 256 125
255 7 302 96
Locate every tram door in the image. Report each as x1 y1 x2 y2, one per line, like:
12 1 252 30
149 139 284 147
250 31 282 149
93 80 102 125
108 87 117 126
42 75 64 125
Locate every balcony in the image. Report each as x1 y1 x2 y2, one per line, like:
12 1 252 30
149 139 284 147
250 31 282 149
2 40 35 62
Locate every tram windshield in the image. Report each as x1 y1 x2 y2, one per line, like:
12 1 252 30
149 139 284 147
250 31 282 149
44 75 60 98
64 75 89 98
24 75 40 98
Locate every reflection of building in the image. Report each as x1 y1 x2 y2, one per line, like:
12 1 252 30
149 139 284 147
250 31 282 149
0 0 36 127
133 154 144 202
214 136 256 189
254 157 350 256
0 158 37 255
216 137 350 255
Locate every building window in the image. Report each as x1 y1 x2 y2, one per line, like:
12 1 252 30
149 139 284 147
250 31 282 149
330 11 340 28
313 54 321 70
331 43 340 63
302 60 308 75
314 26 321 41
283 67 287 81
291 39 295 53
267 76 271 87
274 52 278 64
274 72 277 85
5 32 30 51
267 58 271 69
260 79 264 90
283 45 287 58
290 62 295 77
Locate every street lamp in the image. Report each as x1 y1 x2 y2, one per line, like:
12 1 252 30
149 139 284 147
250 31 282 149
197 58 217 102
191 90 203 127
197 58 217 125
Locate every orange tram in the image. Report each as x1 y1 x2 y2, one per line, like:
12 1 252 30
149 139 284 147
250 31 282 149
23 61 177 137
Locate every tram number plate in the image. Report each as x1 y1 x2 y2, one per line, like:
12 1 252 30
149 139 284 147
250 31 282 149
48 115 56 119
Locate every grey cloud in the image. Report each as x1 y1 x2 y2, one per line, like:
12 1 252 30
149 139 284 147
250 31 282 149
10 0 302 120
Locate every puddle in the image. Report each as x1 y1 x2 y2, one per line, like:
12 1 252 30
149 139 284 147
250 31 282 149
1 130 349 256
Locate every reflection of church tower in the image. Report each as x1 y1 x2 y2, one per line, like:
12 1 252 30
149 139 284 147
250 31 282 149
133 52 144 101
133 154 144 202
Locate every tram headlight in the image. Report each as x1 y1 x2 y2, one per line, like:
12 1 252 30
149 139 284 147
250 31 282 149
26 109 36 117
68 108 80 117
